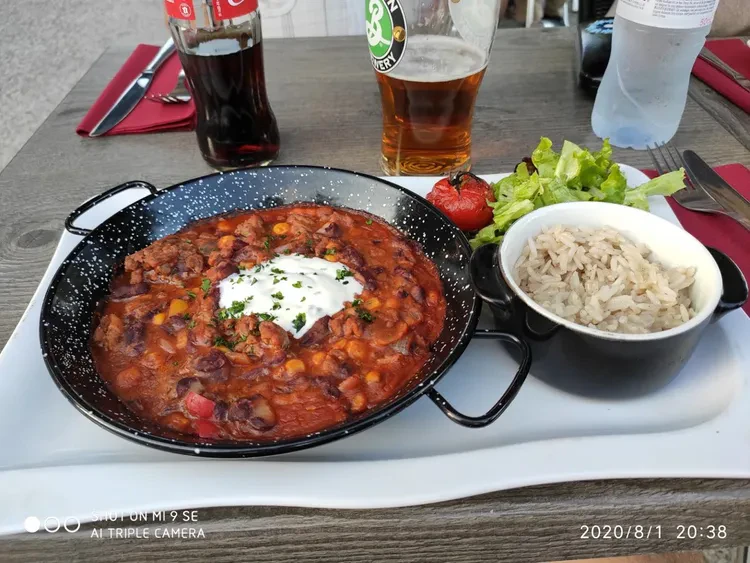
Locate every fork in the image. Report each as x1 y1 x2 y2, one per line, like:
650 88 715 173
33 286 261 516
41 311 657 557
147 69 190 104
647 141 727 215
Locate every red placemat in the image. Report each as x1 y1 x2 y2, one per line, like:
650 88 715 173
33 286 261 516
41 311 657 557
77 44 195 136
692 38 750 114
645 164 750 314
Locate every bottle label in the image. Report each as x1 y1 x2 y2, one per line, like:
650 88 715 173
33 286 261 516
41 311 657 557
616 0 719 29
165 0 196 20
366 0 408 73
213 0 258 20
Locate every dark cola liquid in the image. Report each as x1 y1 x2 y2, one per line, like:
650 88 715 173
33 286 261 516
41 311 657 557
180 37 279 170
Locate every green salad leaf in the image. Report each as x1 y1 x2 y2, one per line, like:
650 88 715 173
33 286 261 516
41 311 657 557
469 137 686 248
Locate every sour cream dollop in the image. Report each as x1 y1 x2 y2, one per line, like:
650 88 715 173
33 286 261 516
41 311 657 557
218 255 364 337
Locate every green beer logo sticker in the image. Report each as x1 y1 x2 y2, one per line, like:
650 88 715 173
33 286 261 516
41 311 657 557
366 0 407 73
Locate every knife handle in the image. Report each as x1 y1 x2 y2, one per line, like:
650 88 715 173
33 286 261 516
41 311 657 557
144 38 176 75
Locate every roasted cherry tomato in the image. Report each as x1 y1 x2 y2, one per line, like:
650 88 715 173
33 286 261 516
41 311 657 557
426 172 495 231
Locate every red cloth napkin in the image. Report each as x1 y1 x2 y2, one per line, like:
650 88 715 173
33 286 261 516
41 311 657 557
692 38 750 114
76 44 195 136
645 164 750 314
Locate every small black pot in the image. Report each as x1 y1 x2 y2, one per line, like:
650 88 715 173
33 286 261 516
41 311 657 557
470 202 748 399
41 167 532 457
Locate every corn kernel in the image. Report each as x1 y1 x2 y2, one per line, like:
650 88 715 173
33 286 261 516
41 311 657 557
218 235 236 249
168 298 189 317
312 352 327 366
324 254 338 262
285 358 306 374
213 345 231 354
346 340 368 361
363 298 381 311
334 339 348 350
365 371 381 383
351 393 367 412
152 312 166 326
272 222 291 235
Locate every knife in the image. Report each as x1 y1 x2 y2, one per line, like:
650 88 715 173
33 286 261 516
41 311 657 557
682 150 750 231
698 47 750 95
89 38 176 137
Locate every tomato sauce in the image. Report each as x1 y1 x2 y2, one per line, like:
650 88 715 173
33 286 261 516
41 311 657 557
91 204 446 441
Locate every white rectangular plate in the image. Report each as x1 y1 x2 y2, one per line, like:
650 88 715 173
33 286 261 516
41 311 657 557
0 167 748 536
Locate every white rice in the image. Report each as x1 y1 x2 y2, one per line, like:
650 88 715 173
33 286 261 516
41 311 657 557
512 226 697 334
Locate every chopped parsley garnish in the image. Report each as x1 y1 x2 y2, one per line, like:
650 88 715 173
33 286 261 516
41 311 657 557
200 278 211 294
283 249 292 255
186 290 196 300
251 277 258 285
254 264 263 273
172 361 180 367
273 277 281 285
305 238 314 249
263 238 271 250
357 309 375 323
257 313 277 322
366 219 373 225
182 313 192 320
213 336 234 350
324 248 337 256
272 302 281 311
342 281 349 285
187 320 197 329
271 291 284 300
292 281 302 288
216 298 251 320
271 267 284 274
352 299 362 307
292 312 307 333
335 269 354 281
300 296 306 302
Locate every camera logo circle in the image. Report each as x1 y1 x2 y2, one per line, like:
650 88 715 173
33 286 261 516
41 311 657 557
24 516 81 533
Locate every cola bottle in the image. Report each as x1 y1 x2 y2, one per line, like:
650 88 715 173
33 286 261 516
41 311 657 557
165 0 280 170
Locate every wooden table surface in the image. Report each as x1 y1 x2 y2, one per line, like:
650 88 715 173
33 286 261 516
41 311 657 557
1 28 749 562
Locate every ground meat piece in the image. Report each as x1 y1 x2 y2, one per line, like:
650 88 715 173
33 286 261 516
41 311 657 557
329 211 355 228
206 260 238 283
400 304 424 327
110 282 149 301
338 246 365 270
316 221 341 238
261 348 287 366
129 269 144 284
93 314 124 350
343 316 364 337
124 237 204 285
319 354 351 380
328 316 344 338
259 321 290 350
298 316 330 346
287 214 318 237
191 321 218 347
195 233 218 256
241 366 270 381
234 315 259 339
355 269 378 291
232 245 271 267
234 215 265 243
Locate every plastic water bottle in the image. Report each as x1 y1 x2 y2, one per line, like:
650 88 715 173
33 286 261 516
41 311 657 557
591 0 720 150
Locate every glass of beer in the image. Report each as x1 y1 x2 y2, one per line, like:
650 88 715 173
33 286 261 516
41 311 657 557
367 0 502 175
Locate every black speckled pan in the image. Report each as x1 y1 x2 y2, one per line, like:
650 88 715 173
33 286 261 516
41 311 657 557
40 166 530 457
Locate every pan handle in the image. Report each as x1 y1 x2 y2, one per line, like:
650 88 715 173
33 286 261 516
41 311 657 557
427 330 531 428
65 181 159 236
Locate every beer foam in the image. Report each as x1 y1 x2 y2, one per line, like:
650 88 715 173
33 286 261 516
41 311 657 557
387 35 487 83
